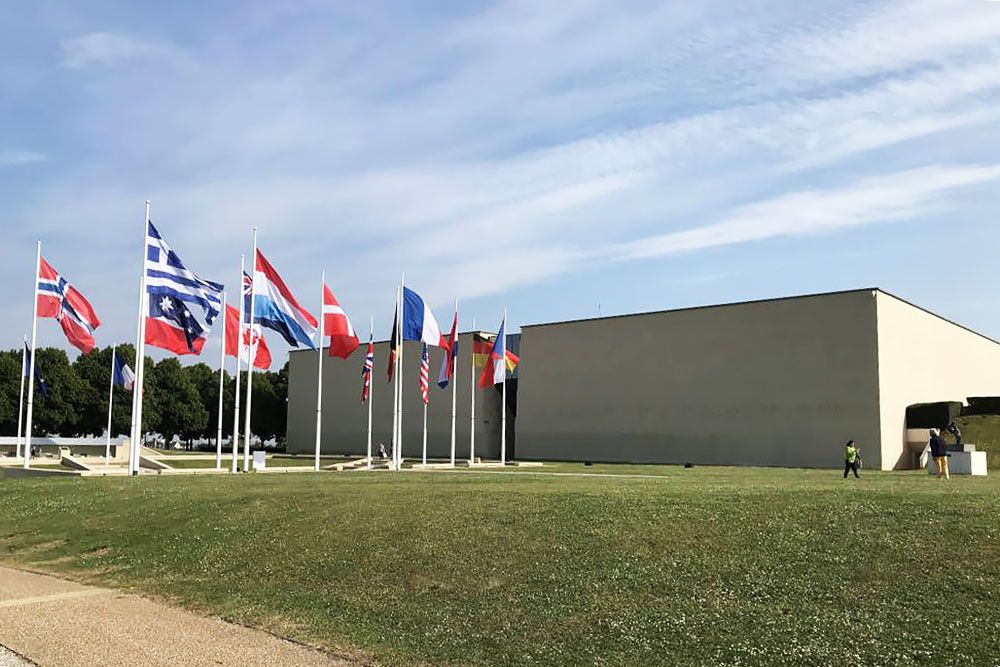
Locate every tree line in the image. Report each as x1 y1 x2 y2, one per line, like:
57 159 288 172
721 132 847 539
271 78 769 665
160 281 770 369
0 345 288 447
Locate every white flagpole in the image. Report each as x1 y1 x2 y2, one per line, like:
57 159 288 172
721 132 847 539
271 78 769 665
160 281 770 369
132 291 149 474
397 274 405 470
16 335 26 459
231 254 245 473
470 317 476 464
500 307 507 466
215 292 227 470
422 392 428 465
243 227 258 471
129 200 151 475
366 317 374 470
450 299 458 467
314 271 325 472
106 345 116 465
23 241 41 470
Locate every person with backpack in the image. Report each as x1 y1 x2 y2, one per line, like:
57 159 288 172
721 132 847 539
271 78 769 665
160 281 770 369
843 440 860 479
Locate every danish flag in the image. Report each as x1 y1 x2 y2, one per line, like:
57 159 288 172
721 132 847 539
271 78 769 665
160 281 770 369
322 283 359 359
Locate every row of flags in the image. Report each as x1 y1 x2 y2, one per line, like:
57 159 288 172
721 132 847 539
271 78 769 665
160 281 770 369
20 211 520 471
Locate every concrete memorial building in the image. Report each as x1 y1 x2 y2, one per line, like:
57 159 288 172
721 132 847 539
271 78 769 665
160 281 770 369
286 289 1000 470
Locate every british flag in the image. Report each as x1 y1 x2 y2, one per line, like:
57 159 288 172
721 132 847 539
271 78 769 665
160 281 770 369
36 257 101 354
419 343 429 405
360 335 374 403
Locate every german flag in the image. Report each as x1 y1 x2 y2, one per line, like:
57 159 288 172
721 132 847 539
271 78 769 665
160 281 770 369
473 333 519 370
472 333 492 367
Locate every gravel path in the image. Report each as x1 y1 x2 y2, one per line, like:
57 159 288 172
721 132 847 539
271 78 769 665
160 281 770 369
0 566 357 666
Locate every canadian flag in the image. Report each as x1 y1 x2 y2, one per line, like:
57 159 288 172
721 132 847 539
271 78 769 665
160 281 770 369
224 304 271 369
323 283 359 359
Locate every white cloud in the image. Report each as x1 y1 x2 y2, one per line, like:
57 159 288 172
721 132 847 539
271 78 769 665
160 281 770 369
610 165 1000 261
59 32 181 68
0 150 45 166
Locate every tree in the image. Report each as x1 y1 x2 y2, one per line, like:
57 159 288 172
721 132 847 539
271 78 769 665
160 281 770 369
28 348 99 436
147 358 207 445
183 362 234 445
0 351 21 434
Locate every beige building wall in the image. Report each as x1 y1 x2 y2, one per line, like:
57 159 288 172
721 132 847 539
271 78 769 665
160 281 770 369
516 291 883 468
875 292 1000 470
286 334 502 460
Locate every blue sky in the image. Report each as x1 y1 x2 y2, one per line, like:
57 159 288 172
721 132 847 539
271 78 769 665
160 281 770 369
3 0 1000 364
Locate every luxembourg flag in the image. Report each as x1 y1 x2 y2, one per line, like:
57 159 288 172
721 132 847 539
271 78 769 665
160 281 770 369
251 250 318 348
402 287 448 349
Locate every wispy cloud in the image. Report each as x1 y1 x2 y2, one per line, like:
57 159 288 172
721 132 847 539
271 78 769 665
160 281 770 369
59 32 183 69
0 150 45 166
610 165 1000 261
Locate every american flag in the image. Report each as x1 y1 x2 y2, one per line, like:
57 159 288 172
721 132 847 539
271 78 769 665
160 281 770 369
419 343 429 404
360 335 374 403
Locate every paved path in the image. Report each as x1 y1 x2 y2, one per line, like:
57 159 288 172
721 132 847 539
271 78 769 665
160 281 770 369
0 566 356 666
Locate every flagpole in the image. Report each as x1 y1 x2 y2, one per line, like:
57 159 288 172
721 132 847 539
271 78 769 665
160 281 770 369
450 299 458 467
23 241 41 470
15 335 26 459
129 200 151 475
367 316 374 471
133 290 149 474
243 227 258 472
215 292 227 470
231 254 245 473
470 317 476 465
422 391 428 465
314 271 325 472
390 287 399 470
397 273 405 470
501 307 507 466
106 345 116 465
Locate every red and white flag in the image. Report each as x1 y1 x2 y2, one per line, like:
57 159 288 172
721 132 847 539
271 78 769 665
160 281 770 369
323 283 359 359
224 304 271 369
419 343 429 404
36 257 101 354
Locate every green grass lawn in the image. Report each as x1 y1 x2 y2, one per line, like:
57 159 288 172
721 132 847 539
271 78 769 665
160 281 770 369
158 455 356 470
0 468 997 666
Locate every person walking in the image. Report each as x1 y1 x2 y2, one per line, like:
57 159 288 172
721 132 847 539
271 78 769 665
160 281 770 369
843 440 860 479
929 428 950 480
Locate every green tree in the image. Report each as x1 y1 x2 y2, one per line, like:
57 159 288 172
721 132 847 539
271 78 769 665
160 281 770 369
73 345 137 438
28 348 99 436
0 350 22 434
183 363 234 445
147 358 207 445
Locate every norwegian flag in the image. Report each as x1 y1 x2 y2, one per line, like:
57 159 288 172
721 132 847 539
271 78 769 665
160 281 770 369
322 283 359 359
419 343 429 404
36 257 101 354
360 335 374 403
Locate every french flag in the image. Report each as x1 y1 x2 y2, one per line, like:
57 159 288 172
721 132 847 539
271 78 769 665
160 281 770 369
37 257 101 354
251 250 318 348
402 287 448 349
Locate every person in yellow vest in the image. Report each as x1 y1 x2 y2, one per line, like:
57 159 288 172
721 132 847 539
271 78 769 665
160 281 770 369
843 440 860 479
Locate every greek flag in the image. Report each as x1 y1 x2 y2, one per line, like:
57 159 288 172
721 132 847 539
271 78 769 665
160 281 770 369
145 221 224 325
